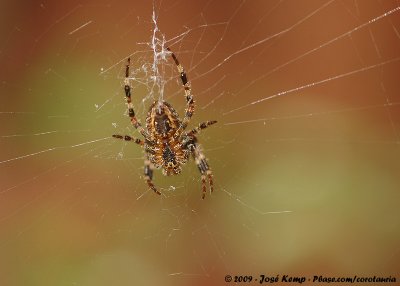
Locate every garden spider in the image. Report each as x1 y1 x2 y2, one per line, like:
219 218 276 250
113 47 217 199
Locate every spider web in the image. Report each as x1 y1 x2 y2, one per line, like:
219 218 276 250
1 0 400 285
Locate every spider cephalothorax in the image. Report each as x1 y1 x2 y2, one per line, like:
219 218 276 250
113 48 216 199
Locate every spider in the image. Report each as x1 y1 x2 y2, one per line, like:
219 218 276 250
112 47 217 199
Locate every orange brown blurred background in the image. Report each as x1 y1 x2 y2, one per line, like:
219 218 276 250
1 1 400 285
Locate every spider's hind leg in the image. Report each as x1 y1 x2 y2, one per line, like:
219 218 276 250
123 57 150 139
188 120 217 136
167 47 195 137
112 134 144 145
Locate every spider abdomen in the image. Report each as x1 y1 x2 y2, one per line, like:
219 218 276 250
146 101 181 139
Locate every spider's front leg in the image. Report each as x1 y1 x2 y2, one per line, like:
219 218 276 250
191 143 214 199
144 157 161 195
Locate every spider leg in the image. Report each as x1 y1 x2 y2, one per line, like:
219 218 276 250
167 47 195 137
112 134 144 145
188 120 217 136
124 57 150 139
191 143 214 199
144 158 161 195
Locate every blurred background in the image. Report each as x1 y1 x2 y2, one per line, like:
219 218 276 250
1 0 399 285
